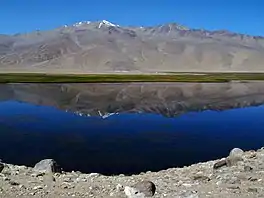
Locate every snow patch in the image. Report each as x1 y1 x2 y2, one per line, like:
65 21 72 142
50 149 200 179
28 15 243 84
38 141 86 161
98 110 118 119
73 21 91 27
98 20 119 28
73 110 118 119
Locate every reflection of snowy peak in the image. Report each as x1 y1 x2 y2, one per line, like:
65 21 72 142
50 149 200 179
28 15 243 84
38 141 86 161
74 110 118 119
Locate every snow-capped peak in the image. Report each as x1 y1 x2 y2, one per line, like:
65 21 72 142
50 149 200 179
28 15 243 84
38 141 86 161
73 21 91 27
98 20 119 28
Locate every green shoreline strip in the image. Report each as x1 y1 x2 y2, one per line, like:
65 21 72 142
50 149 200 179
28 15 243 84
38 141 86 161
1 73 264 83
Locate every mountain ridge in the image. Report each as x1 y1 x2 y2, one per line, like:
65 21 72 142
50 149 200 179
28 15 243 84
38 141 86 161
2 20 262 38
1 20 264 73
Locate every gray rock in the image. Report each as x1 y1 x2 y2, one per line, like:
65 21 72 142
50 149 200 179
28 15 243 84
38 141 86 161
227 176 241 184
124 186 145 198
229 148 244 159
0 162 4 173
116 184 124 192
33 159 61 173
193 175 210 182
9 181 19 186
132 181 156 197
248 187 258 193
248 177 258 182
31 172 45 177
226 148 244 166
2 176 10 181
213 159 227 169
244 165 253 172
33 185 43 190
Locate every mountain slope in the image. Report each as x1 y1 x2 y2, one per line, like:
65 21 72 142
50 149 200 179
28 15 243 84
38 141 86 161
1 20 264 73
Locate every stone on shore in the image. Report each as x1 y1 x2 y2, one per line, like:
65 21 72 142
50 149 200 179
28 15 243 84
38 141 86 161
125 181 156 197
124 186 146 198
213 159 227 169
229 148 244 159
226 148 244 166
33 159 61 173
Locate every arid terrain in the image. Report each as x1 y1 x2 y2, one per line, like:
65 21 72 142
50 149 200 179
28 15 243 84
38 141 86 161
1 147 264 198
1 20 264 73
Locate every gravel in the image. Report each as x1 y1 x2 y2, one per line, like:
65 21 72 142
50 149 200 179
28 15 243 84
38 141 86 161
1 148 264 197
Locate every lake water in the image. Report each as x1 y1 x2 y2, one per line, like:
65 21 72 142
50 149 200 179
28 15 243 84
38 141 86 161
0 82 264 175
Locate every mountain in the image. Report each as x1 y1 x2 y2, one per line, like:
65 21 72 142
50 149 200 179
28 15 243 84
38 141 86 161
1 20 264 73
1 82 264 118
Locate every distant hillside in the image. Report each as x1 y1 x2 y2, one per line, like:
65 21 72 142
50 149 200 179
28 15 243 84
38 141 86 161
0 20 264 73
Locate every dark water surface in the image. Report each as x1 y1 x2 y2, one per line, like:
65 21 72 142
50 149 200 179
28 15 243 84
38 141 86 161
1 82 264 175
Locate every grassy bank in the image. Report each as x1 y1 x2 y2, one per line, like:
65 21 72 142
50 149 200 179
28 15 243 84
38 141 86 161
1 73 264 83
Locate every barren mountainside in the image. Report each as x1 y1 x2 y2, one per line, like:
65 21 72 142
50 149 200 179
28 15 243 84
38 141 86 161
1 20 264 73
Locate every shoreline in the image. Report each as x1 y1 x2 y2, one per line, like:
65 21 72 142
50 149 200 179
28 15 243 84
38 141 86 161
1 147 264 197
2 72 264 83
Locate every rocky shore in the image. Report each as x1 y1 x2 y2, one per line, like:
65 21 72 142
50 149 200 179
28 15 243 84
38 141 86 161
1 147 264 198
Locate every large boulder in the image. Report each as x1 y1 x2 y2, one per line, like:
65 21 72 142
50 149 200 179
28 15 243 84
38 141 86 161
226 148 244 166
33 159 61 173
229 148 244 159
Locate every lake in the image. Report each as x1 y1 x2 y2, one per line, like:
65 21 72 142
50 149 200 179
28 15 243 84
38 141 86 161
0 82 264 175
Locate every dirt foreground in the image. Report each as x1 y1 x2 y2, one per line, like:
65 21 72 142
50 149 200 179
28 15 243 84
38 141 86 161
1 148 264 198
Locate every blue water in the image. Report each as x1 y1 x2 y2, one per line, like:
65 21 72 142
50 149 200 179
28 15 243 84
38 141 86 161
0 100 264 175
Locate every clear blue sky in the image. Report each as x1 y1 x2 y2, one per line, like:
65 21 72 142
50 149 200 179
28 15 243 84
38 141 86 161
1 0 263 36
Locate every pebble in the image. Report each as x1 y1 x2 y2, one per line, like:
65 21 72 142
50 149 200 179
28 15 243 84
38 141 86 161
88 173 100 177
248 187 258 193
116 184 124 191
248 177 258 182
9 181 19 186
193 175 210 182
31 172 45 177
75 177 87 182
182 183 193 187
19 184 25 189
33 185 43 190
244 165 253 172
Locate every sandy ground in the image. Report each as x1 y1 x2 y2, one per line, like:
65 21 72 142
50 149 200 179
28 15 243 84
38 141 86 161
1 148 264 198
1 68 264 74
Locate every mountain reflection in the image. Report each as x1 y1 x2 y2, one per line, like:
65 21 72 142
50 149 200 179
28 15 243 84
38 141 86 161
1 82 264 117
